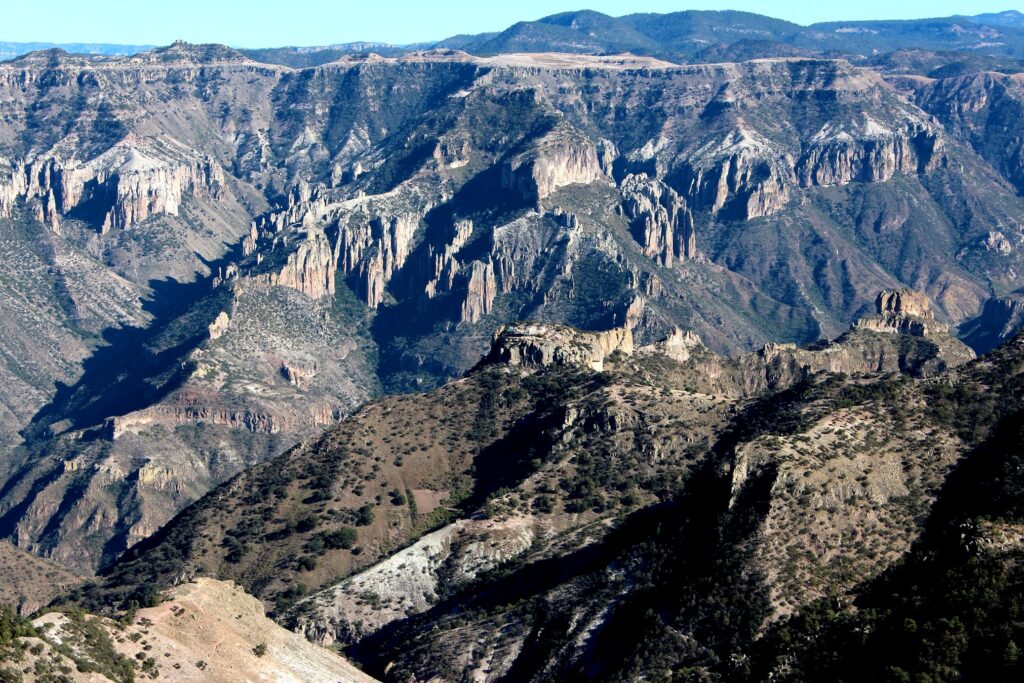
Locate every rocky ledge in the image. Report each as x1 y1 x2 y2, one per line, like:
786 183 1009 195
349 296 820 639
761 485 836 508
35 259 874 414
853 288 947 337
482 322 633 371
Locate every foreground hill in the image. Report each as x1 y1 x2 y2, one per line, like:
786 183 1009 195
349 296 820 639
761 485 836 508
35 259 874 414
48 290 1023 682
308 313 1015 682
0 578 376 682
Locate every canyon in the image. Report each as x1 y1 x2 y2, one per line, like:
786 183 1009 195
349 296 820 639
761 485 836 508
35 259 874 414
1 8 1024 682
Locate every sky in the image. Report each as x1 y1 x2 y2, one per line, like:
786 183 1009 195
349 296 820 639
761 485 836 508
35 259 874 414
2 1 1023 48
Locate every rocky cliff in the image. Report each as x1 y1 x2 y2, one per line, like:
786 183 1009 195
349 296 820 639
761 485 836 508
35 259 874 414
853 288 949 336
483 322 634 371
620 173 696 266
501 124 606 203
0 135 224 234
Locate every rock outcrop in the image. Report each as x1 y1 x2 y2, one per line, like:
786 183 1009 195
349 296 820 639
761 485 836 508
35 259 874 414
502 124 605 202
0 135 223 233
460 259 498 323
261 228 337 300
244 184 425 306
291 517 536 647
484 322 633 371
672 127 793 220
853 288 946 336
620 173 696 266
106 398 336 440
798 119 943 187
637 327 705 362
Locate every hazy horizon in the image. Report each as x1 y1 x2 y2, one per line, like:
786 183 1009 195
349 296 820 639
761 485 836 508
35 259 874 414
1 1 1021 50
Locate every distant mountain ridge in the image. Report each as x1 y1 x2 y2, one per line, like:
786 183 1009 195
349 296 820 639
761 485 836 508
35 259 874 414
4 9 1024 67
0 41 152 60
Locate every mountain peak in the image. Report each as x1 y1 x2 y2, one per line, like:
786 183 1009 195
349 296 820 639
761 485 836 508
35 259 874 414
148 40 251 64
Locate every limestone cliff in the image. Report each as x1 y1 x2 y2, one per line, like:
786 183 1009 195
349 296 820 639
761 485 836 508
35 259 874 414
798 119 943 187
853 288 948 336
0 135 223 233
460 259 498 323
250 228 337 300
671 127 794 220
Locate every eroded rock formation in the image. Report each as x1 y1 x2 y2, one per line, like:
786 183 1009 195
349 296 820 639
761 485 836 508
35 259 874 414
501 124 605 202
484 322 633 371
798 119 943 187
854 288 946 336
620 173 696 266
0 136 223 233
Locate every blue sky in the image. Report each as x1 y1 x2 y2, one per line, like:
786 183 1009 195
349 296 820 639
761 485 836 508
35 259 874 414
3 1 1022 47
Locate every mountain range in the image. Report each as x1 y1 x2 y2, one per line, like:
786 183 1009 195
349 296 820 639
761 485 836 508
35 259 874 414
1 6 1024 682
7 9 1024 67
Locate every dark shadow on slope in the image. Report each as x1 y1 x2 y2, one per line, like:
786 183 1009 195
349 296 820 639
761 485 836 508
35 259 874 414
745 406 1024 682
349 448 776 681
20 245 240 442
369 163 531 391
0 457 68 538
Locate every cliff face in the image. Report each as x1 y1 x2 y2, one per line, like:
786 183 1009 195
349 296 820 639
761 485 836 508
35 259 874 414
620 173 696 266
892 71 1024 194
0 136 224 234
483 322 634 371
853 288 950 337
501 124 606 203
670 127 794 220
797 119 942 187
251 227 337 299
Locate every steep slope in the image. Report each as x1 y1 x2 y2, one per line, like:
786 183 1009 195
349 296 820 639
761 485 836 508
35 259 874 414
77 292 970 628
333 320 1008 683
0 215 148 450
959 288 1024 353
745 335 1024 682
0 578 377 682
891 70 1024 196
0 47 381 571
0 541 82 616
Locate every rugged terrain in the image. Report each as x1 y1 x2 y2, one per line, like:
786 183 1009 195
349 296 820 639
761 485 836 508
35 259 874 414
1 8 1024 681
2 38 1024 571
0 541 82 616
47 289 1003 682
